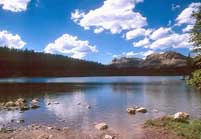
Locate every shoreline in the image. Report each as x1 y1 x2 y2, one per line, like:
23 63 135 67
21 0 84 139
1 116 200 139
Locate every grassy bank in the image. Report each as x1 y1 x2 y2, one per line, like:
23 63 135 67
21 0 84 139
145 117 201 139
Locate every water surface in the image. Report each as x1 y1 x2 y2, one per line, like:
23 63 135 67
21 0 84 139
0 76 200 138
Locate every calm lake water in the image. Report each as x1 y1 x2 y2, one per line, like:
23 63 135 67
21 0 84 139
0 76 200 138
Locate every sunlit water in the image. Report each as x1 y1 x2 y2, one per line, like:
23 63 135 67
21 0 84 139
0 76 200 138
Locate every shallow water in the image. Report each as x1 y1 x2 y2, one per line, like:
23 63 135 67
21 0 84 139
0 76 200 138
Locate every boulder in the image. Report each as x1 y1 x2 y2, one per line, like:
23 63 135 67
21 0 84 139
15 101 23 106
136 107 147 113
0 103 4 106
15 98 28 107
86 105 91 109
77 102 81 105
32 125 41 130
104 135 115 139
173 112 190 120
5 101 16 107
16 119 24 124
127 108 136 114
47 127 53 130
17 98 26 103
95 122 108 130
32 99 39 104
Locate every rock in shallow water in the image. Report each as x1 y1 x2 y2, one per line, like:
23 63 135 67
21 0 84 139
16 119 24 124
47 127 53 130
32 98 39 104
136 107 147 113
127 108 136 114
95 122 108 130
86 105 91 109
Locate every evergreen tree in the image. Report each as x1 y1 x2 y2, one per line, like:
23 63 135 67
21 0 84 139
190 6 201 54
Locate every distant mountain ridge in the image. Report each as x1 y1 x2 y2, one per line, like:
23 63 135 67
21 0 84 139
111 51 188 68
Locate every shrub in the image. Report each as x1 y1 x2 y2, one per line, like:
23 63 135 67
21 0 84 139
187 69 201 90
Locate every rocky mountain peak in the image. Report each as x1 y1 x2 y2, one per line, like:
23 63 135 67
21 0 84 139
111 51 188 68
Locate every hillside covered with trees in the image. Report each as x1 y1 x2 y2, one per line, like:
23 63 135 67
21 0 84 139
0 47 196 77
0 47 106 77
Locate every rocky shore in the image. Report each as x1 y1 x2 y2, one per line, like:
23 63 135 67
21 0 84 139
0 98 198 139
0 124 121 139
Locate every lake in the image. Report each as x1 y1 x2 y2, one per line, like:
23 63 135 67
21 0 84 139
0 76 200 138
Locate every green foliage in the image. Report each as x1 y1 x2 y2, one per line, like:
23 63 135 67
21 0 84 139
145 117 201 139
187 69 201 90
193 55 201 68
190 6 201 54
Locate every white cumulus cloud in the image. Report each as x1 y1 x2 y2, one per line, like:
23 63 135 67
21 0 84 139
176 2 201 26
44 34 97 59
0 0 31 12
145 33 193 50
150 27 172 40
125 28 152 40
133 37 150 47
0 30 26 49
71 0 147 34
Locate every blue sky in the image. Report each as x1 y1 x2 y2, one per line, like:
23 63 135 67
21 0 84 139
0 0 200 64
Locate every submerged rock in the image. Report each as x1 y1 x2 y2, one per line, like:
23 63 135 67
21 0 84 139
153 109 159 113
95 122 108 130
127 108 136 114
63 127 69 130
173 112 190 120
54 102 59 104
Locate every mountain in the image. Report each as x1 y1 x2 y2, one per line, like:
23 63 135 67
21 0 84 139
111 51 188 68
